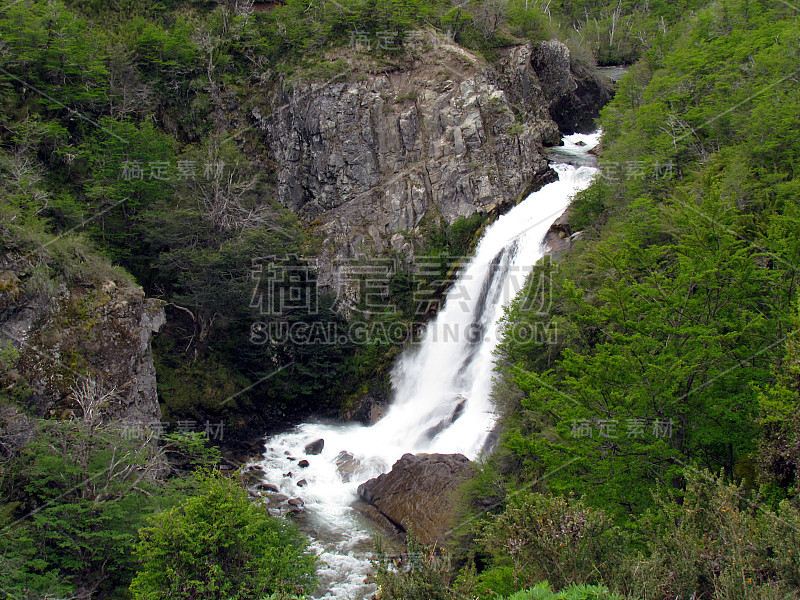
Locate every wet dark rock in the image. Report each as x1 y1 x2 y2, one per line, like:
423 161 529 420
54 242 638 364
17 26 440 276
343 377 392 424
263 493 290 509
305 439 325 455
296 479 307 487
256 483 280 493
335 451 361 483
298 459 310 468
422 396 467 442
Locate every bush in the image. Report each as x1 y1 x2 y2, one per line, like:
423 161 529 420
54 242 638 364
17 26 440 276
372 534 476 600
0 418 174 599
479 493 626 592
505 581 626 600
130 471 317 600
629 469 800 600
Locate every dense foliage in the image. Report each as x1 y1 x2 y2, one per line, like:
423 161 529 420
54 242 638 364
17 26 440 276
0 416 209 598
130 471 316 600
498 0 800 519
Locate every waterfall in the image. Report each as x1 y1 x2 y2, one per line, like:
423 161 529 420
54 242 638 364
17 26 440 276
252 131 601 599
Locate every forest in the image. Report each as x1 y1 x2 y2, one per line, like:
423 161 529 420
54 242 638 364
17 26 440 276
0 0 799 597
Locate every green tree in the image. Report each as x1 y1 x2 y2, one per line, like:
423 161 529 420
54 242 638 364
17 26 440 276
0 411 176 599
130 471 317 600
503 190 787 515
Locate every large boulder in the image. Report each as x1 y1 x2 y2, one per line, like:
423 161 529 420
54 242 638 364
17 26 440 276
355 453 475 546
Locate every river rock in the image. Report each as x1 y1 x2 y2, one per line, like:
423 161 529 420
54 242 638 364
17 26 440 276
287 498 305 515
240 470 261 486
264 493 290 509
356 453 475 546
256 483 280 493
335 451 361 483
543 209 577 257
305 439 325 455
296 479 307 487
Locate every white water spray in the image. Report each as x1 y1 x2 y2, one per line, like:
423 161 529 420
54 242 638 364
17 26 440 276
252 132 601 599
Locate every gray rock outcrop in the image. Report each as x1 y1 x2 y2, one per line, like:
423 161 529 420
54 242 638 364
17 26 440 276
254 33 614 290
493 40 611 134
355 452 475 545
1 251 165 427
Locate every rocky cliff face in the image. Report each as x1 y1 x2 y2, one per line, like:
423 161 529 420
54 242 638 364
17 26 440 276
1 248 165 428
494 40 612 134
255 34 610 287
355 452 475 545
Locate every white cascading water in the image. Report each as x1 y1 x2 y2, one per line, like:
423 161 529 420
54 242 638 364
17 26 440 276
252 132 600 599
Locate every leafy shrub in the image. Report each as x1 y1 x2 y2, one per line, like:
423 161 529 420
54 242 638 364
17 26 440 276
479 493 626 592
130 471 317 600
373 534 476 600
629 469 800 600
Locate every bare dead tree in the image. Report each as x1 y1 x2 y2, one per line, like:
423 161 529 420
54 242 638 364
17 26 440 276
474 0 506 39
197 165 262 231
71 377 116 431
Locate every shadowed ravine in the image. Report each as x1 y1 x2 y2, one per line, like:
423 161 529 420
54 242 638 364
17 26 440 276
250 132 601 599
